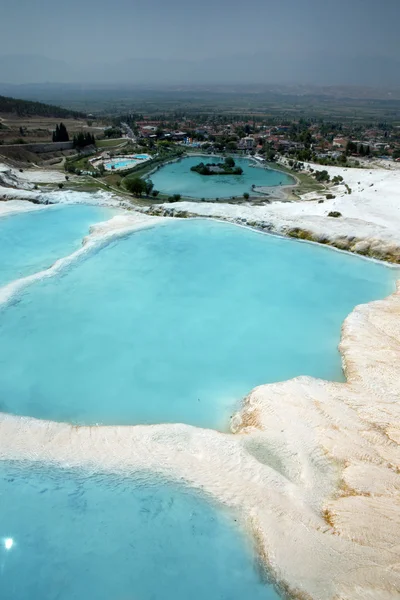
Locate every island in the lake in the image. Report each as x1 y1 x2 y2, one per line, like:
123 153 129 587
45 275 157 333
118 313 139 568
191 156 243 176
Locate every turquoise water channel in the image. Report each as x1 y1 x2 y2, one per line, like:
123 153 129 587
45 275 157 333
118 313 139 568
0 204 114 287
0 218 395 429
150 155 294 198
0 462 278 600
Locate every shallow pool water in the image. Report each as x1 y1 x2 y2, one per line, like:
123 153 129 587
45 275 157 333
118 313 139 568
150 155 294 198
0 219 395 428
105 154 151 170
0 204 114 287
0 462 278 600
105 159 138 170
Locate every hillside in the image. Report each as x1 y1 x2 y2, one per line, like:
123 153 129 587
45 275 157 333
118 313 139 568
0 95 85 118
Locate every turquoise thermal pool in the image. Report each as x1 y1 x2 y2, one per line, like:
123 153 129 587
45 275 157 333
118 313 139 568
0 462 278 600
150 155 294 198
0 218 395 429
0 204 113 287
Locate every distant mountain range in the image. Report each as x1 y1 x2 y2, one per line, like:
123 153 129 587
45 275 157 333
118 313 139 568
1 53 400 87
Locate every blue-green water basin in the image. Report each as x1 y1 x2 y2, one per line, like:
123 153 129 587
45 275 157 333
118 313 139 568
0 204 114 288
0 462 278 600
0 219 395 429
150 155 294 198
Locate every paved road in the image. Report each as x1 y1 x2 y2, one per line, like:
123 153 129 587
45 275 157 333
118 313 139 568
121 122 136 143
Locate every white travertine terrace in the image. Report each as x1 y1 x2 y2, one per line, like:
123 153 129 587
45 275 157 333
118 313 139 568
152 162 400 262
0 207 399 598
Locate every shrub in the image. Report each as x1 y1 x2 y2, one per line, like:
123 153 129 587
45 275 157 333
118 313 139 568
332 175 343 184
315 170 330 182
328 211 342 218
243 192 250 200
173 194 181 201
326 194 336 199
152 190 160 197
58 183 64 189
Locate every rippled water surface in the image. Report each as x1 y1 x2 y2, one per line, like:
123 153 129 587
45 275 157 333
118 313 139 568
0 462 278 600
0 219 395 428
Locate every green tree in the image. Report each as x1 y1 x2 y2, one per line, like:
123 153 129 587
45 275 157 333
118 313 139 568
243 192 250 200
126 177 146 196
226 141 237 152
104 127 122 139
346 141 357 156
224 156 235 168
315 170 330 182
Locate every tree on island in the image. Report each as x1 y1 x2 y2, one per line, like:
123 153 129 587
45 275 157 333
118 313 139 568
191 157 243 176
52 122 69 142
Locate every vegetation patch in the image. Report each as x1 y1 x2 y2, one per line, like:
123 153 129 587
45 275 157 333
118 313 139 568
191 156 243 176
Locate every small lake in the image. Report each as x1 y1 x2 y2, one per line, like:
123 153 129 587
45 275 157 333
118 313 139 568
0 462 278 600
150 155 294 199
0 218 395 429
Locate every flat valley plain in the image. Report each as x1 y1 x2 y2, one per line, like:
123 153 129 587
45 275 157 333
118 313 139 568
1 83 400 123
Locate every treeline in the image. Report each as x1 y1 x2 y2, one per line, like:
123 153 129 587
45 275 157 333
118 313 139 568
52 123 69 142
73 132 96 148
0 95 85 118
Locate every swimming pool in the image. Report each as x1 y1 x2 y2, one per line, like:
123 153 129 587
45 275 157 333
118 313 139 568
150 155 294 198
105 154 151 170
105 159 138 170
0 462 279 600
0 218 395 428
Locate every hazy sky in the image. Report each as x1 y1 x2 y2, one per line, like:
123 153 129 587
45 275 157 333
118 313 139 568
1 0 399 62
0 0 399 85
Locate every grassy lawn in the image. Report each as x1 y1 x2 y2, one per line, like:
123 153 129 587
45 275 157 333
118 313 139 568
103 173 123 187
274 163 324 197
293 172 325 196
